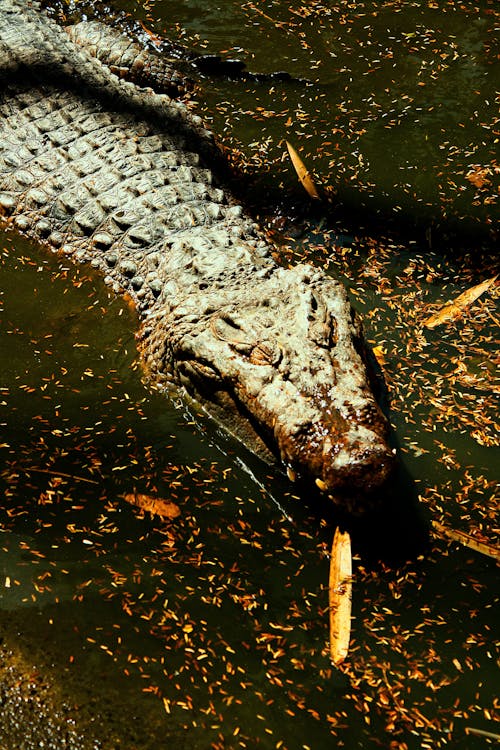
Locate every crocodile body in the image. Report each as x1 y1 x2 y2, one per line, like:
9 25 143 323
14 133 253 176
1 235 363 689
0 0 394 503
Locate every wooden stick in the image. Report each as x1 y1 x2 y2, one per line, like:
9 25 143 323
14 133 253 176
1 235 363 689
23 467 99 485
465 726 500 741
432 521 500 562
329 528 352 665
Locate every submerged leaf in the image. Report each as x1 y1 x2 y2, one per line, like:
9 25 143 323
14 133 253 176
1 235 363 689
329 528 352 665
286 140 321 200
122 491 181 520
423 276 497 328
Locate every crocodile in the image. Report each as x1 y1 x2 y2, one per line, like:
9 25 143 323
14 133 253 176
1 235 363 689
0 0 395 505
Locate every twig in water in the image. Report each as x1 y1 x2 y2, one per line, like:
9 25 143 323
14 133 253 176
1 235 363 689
24 467 99 485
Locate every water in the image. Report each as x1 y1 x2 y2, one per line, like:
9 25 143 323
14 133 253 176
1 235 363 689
0 0 499 748
157 0 499 241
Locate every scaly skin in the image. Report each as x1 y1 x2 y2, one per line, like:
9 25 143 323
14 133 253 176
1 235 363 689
0 0 395 503
67 20 194 97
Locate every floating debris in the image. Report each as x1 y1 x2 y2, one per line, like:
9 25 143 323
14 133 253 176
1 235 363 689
432 521 500 562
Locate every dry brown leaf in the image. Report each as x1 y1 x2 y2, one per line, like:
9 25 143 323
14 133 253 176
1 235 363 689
423 276 497 328
138 20 163 49
465 165 491 189
286 140 320 200
372 345 387 366
122 492 181 520
432 521 500 562
329 527 352 665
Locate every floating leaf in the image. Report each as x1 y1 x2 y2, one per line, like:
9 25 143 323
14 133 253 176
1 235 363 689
329 527 352 665
423 276 497 328
286 140 321 200
432 521 500 562
372 345 387 366
122 491 181 520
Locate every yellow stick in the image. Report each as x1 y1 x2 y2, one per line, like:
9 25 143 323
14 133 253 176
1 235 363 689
329 528 352 665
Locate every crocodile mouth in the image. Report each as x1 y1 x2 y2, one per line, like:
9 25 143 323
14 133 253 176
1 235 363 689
272 382 396 493
177 358 395 494
174 357 278 464
275 419 395 494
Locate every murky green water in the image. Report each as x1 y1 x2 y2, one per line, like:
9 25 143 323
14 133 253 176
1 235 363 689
146 0 499 242
1 0 499 748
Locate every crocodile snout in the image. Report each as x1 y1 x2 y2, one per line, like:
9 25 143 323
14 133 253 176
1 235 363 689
275 410 395 495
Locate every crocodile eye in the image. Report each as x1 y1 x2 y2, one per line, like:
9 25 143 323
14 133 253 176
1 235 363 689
210 314 280 365
210 313 247 342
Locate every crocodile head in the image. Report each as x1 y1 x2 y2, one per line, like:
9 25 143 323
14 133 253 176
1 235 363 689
141 263 394 497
